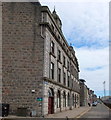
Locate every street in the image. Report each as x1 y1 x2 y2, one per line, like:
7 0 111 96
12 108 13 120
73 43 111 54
2 103 111 119
80 103 111 118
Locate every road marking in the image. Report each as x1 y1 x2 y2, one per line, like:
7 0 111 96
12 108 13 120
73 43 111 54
76 107 91 118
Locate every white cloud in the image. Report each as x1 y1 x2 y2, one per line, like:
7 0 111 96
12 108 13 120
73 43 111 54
40 2 109 48
75 47 109 91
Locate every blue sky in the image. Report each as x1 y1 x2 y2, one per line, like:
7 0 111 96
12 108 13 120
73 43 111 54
40 0 109 97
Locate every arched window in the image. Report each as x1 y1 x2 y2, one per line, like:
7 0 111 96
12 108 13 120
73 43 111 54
75 94 76 107
72 94 74 106
48 88 54 97
63 91 66 107
75 94 76 102
57 90 61 108
67 93 70 106
77 95 79 105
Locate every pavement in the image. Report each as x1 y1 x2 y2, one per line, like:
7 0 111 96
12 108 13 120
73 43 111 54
46 106 91 118
0 106 91 119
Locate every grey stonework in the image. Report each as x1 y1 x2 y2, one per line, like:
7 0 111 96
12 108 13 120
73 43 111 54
79 79 89 106
2 2 80 117
0 1 2 104
2 2 44 116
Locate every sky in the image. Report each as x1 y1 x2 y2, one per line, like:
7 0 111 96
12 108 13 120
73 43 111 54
40 0 109 97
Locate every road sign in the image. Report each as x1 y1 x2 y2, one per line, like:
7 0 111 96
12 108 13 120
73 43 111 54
37 97 42 101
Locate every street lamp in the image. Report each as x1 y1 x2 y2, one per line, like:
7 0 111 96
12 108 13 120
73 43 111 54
103 81 106 97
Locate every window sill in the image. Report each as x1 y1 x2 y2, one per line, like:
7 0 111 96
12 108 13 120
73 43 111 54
63 65 67 69
50 52 56 58
57 59 62 64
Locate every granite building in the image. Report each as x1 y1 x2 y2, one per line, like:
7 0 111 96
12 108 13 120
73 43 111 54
79 79 89 106
2 2 80 116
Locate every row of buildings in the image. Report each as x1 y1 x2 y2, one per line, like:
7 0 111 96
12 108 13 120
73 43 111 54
1 2 97 117
79 79 97 107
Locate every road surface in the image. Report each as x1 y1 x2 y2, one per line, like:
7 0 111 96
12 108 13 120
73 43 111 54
80 103 111 118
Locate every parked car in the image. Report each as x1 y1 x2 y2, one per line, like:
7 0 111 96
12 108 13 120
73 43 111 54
92 101 98 106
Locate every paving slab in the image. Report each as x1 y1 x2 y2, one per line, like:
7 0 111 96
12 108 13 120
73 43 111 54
0 106 91 119
46 106 91 118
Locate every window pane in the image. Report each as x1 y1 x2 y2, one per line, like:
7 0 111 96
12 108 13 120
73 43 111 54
51 41 54 54
50 62 54 79
63 72 66 85
63 56 66 66
58 68 61 82
68 76 70 87
58 50 61 61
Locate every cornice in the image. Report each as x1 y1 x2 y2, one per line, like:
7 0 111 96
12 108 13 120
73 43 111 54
43 77 80 94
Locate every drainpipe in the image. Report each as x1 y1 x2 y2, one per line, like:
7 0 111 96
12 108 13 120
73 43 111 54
42 79 45 117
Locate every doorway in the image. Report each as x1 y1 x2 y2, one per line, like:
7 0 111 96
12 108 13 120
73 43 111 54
48 88 54 114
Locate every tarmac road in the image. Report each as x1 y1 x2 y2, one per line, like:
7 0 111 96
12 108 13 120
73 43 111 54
80 103 111 118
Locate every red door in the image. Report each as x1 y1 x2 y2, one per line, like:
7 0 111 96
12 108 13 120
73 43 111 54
48 97 54 114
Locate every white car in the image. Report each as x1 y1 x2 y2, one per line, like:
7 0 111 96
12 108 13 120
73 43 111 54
92 101 98 106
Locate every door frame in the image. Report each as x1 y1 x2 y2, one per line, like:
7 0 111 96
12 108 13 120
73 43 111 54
48 88 54 114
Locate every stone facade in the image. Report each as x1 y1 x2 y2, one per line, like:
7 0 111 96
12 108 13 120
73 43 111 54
42 6 80 116
0 2 2 104
79 79 89 106
2 2 44 116
2 2 80 117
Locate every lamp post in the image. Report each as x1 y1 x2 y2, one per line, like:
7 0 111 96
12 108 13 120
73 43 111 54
103 81 106 97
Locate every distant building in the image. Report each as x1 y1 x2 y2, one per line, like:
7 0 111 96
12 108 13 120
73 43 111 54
2 2 80 116
79 79 90 106
79 79 86 106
